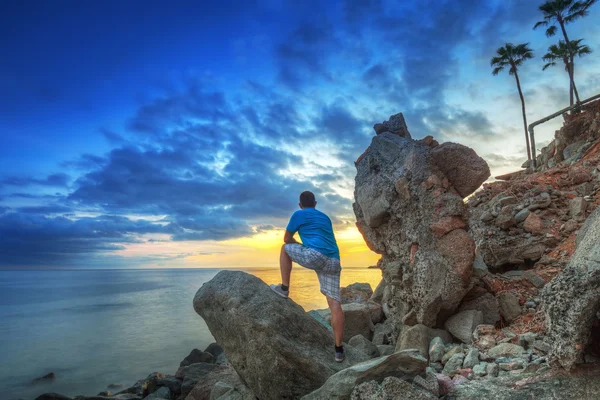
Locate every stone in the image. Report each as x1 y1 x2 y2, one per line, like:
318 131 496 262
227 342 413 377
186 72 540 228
487 343 525 359
302 350 427 400
458 292 500 325
370 279 386 303
308 310 333 332
523 270 545 288
497 293 521 323
176 363 219 396
463 348 480 369
528 192 551 211
377 113 412 139
498 360 525 371
495 212 516 230
367 301 384 324
445 310 483 343
517 333 537 350
349 335 380 359
180 349 216 366
569 197 587 219
321 303 376 340
442 345 464 364
514 208 530 223
472 253 489 278
436 373 454 396
472 362 487 377
396 324 452 359
444 365 600 398
472 325 497 351
354 131 485 327
350 376 437 400
413 370 440 396
205 343 224 359
485 362 499 377
187 363 255 400
144 387 170 400
194 271 368 400
452 375 469 387
376 345 394 356
429 336 446 363
430 216 468 238
341 283 373 304
430 142 490 198
523 213 545 235
561 219 579 233
442 353 465 377
372 319 394 345
437 229 476 284
542 206 600 370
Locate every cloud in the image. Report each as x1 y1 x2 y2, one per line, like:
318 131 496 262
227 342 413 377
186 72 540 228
1 173 70 188
0 213 169 266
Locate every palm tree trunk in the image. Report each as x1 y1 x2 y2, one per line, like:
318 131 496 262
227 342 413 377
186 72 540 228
514 71 531 161
571 62 580 104
558 19 580 104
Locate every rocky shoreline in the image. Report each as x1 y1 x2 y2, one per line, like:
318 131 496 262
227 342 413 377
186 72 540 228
36 105 600 400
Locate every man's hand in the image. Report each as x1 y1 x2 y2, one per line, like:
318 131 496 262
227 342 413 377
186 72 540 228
283 230 298 244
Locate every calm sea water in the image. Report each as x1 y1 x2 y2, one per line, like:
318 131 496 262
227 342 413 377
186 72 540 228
0 267 382 400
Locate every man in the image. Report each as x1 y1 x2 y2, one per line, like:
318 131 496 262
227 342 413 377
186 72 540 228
270 191 345 362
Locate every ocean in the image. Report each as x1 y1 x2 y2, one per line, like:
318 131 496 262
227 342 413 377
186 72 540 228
0 267 382 400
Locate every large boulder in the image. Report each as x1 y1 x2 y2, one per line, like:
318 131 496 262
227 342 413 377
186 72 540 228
301 350 427 400
354 130 488 328
193 271 368 400
430 142 490 198
543 206 600 370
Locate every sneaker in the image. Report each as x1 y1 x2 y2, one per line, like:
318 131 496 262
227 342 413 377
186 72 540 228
270 284 289 298
335 348 345 363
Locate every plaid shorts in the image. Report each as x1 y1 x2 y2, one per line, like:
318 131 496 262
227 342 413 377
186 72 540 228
284 243 342 302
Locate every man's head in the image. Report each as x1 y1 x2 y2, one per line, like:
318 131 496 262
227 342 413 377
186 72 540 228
299 191 317 209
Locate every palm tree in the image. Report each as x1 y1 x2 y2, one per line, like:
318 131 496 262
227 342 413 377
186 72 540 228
542 39 592 102
491 43 534 161
534 0 598 105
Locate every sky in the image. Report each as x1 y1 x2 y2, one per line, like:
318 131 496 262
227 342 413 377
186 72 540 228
1 0 599 269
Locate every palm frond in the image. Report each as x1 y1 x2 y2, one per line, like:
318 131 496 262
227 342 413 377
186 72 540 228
492 66 504 75
545 25 557 37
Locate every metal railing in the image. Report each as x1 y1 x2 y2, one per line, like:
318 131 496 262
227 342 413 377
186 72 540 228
529 93 600 168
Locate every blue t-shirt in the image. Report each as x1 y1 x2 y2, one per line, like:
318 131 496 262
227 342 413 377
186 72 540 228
286 208 340 259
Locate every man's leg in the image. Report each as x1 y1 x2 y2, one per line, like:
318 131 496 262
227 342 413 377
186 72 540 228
326 296 344 347
280 244 292 287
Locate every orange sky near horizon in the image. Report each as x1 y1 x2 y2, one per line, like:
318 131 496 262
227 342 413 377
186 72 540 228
118 225 380 269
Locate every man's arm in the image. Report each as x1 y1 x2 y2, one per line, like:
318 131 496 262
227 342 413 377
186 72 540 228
283 230 298 244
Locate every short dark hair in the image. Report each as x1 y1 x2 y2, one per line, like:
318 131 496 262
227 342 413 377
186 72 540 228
299 191 316 208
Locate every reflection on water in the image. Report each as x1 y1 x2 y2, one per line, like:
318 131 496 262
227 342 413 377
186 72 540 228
0 267 381 400
245 266 382 310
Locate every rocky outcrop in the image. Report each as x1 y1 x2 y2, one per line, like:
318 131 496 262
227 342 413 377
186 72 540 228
443 365 600 399
193 271 368 400
543 206 600 370
353 122 489 329
534 99 600 171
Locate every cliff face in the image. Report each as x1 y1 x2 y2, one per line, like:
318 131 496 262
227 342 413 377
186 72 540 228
353 113 490 332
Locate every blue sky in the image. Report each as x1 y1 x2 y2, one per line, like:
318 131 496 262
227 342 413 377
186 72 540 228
1 0 599 268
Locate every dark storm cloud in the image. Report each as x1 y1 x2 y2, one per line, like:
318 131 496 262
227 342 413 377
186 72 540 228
0 213 169 266
1 173 70 187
